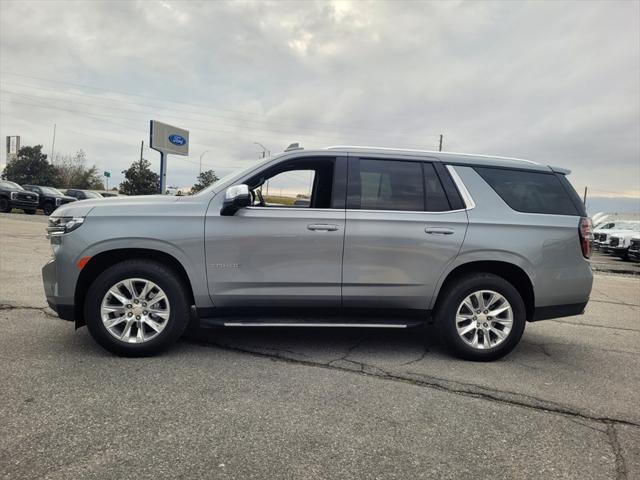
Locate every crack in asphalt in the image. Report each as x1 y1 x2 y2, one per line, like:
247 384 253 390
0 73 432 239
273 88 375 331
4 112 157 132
607 423 628 480
398 346 430 367
0 303 59 318
523 340 638 356
548 319 640 333
590 298 640 308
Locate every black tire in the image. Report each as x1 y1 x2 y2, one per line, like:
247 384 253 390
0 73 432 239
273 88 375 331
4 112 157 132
435 273 526 361
84 260 191 357
24 209 37 215
0 197 10 213
43 202 56 215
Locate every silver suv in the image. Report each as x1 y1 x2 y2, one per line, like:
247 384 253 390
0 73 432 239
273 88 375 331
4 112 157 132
42 146 593 361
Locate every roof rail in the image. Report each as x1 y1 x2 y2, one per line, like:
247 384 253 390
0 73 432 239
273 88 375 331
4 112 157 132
325 145 539 165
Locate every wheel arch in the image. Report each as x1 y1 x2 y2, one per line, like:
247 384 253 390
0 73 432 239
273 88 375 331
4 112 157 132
432 260 535 321
74 248 195 328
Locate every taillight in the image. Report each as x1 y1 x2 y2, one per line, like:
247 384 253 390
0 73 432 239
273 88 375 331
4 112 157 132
579 217 592 258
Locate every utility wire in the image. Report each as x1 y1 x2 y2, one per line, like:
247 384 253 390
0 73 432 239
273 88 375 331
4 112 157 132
1 72 441 140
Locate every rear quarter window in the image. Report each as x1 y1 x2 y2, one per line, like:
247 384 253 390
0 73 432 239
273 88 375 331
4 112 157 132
474 167 580 216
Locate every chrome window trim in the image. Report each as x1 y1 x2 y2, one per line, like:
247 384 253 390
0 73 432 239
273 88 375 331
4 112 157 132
346 208 467 215
446 165 476 210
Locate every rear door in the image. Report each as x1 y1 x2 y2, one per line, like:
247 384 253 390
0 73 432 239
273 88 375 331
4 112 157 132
342 156 468 310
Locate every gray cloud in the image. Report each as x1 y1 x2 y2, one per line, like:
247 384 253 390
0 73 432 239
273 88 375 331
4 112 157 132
0 0 638 196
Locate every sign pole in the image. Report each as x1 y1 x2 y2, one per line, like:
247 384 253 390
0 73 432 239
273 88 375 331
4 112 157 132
160 151 167 194
149 120 189 195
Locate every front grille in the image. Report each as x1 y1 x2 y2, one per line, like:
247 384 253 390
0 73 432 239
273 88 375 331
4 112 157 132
600 234 608 242
609 237 620 247
16 192 37 202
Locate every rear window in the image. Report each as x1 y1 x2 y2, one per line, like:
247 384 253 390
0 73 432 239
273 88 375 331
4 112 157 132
474 167 580 215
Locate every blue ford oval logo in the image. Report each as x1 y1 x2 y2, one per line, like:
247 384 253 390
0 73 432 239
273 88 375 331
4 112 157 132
168 134 186 146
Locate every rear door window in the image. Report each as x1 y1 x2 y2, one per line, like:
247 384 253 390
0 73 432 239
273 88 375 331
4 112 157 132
474 167 580 215
356 159 424 211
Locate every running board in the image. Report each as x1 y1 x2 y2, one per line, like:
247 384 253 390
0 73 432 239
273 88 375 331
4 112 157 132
222 322 409 328
198 317 424 329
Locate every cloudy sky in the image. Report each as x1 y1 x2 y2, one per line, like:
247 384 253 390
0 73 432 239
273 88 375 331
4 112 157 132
1 0 639 205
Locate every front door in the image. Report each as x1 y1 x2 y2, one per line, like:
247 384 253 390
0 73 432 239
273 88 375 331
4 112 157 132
205 155 347 309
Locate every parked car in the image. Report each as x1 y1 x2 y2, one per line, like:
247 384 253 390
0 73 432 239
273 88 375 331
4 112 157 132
598 222 640 253
607 230 640 260
23 185 77 215
628 237 640 262
592 221 616 250
65 189 104 201
0 180 39 214
95 191 125 198
42 145 593 361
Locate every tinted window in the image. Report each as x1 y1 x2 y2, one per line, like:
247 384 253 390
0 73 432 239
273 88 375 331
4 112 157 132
358 159 424 211
423 163 451 211
474 167 579 215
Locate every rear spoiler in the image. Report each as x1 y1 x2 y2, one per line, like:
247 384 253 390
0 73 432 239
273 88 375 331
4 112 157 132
550 165 572 175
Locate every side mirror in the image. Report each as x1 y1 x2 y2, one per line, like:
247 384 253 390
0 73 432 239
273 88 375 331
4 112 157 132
221 184 251 216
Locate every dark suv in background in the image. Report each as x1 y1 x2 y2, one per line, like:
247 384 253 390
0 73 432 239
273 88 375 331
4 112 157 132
0 180 39 214
23 185 77 215
65 189 103 201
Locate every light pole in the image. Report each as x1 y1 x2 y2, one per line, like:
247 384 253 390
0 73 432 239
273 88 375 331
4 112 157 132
199 150 209 176
254 142 270 158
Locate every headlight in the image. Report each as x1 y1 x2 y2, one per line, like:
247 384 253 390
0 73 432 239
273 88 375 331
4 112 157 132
46 216 85 237
10 191 17 200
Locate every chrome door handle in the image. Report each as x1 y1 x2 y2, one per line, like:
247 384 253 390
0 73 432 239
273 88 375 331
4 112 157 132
307 224 339 232
425 227 455 235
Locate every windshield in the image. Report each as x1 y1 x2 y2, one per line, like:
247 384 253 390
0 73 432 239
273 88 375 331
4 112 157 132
0 180 23 190
83 191 103 199
195 156 276 196
40 186 64 196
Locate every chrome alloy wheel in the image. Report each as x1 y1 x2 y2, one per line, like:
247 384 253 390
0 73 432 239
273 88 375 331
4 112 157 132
455 290 513 350
100 278 170 343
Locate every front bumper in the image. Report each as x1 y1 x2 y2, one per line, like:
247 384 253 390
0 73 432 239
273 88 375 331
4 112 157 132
42 258 75 322
11 199 38 210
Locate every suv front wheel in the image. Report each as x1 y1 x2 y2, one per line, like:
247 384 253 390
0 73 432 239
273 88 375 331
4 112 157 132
84 260 190 357
436 273 526 361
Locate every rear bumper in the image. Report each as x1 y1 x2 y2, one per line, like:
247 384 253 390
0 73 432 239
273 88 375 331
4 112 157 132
531 302 588 322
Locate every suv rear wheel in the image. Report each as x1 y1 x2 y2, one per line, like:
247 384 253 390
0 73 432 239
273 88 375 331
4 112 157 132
84 260 190 357
436 273 526 361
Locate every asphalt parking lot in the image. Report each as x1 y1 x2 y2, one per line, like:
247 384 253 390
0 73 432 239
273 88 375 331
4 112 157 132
1 212 639 479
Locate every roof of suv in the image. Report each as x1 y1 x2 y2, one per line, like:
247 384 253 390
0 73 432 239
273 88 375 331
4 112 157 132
321 146 553 173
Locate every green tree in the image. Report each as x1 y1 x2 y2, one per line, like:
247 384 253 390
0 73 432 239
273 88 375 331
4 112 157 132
119 158 159 195
55 150 104 189
191 169 219 193
1 145 60 185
